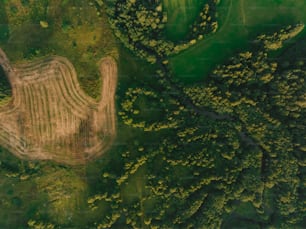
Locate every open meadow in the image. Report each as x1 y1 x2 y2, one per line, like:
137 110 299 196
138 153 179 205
170 0 306 82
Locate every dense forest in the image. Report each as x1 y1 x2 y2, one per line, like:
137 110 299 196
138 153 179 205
87 1 306 227
102 0 219 63
85 19 305 227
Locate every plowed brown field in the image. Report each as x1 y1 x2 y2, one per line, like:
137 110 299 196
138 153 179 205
0 48 117 165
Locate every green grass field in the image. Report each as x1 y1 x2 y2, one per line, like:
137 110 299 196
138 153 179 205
169 0 306 83
163 0 206 41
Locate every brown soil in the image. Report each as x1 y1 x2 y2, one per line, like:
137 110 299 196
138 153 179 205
0 48 117 165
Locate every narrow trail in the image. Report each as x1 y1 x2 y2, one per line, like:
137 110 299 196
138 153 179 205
0 48 118 165
136 177 145 229
240 0 246 25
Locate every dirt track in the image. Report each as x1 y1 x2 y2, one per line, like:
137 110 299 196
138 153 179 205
0 48 117 165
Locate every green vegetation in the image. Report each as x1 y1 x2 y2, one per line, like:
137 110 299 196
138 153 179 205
101 0 219 63
0 1 9 43
34 167 88 224
163 0 205 40
0 0 306 228
0 0 117 98
170 0 306 83
0 65 11 105
86 25 305 228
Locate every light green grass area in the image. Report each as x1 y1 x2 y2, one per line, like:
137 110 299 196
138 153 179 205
163 0 206 41
35 166 88 224
0 178 43 228
121 166 147 204
170 0 306 83
0 144 93 227
222 202 262 229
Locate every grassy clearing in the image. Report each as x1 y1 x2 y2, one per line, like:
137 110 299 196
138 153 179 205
35 166 88 224
170 0 306 83
0 176 42 228
0 0 118 98
0 1 9 43
120 165 153 228
121 166 147 204
0 148 94 227
0 147 45 228
163 0 206 41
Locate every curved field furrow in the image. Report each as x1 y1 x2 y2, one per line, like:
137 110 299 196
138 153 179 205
40 84 51 142
56 60 97 107
0 125 25 156
49 74 88 119
23 85 35 141
0 48 117 165
55 57 97 104
55 66 90 113
56 65 92 114
33 84 45 145
46 78 60 142
37 83 49 144
28 84 41 145
92 57 117 135
11 84 22 111
19 61 89 119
